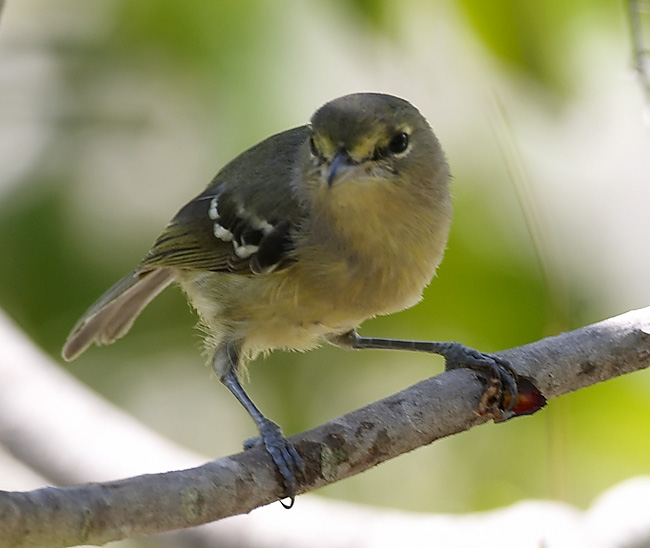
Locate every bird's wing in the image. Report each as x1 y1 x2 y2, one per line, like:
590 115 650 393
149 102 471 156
142 126 309 275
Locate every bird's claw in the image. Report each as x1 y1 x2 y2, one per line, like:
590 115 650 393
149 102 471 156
442 343 520 421
245 419 304 508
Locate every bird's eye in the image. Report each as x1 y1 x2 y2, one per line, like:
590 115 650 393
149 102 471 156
388 132 409 155
309 135 319 157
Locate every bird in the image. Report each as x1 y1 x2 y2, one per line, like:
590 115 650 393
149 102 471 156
63 92 522 506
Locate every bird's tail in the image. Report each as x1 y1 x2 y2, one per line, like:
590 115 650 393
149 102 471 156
62 268 174 361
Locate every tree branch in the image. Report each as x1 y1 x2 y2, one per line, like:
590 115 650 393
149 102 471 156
2 307 650 547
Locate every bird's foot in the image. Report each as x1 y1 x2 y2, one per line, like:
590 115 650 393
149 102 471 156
244 419 304 508
442 343 545 421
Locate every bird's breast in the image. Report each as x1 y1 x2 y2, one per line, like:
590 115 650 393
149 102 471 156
178 178 452 357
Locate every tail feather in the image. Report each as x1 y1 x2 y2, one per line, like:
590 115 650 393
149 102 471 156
62 268 174 361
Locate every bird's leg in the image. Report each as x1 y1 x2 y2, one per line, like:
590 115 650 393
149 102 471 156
214 344 304 507
328 331 526 420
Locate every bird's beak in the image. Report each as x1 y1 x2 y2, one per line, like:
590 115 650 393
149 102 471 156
327 149 353 188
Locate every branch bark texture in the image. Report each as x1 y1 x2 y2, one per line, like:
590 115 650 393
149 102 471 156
2 307 650 547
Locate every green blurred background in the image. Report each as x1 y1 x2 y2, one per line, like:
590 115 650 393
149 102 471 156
2 0 650 532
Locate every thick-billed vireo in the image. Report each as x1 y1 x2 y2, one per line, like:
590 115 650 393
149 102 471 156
63 93 538 506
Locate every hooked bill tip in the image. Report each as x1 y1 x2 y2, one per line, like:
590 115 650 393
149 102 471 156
327 150 352 187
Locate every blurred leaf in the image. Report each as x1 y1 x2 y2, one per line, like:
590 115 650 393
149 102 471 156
457 0 615 95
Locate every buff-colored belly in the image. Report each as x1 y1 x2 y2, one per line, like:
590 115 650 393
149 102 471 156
178 247 436 358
